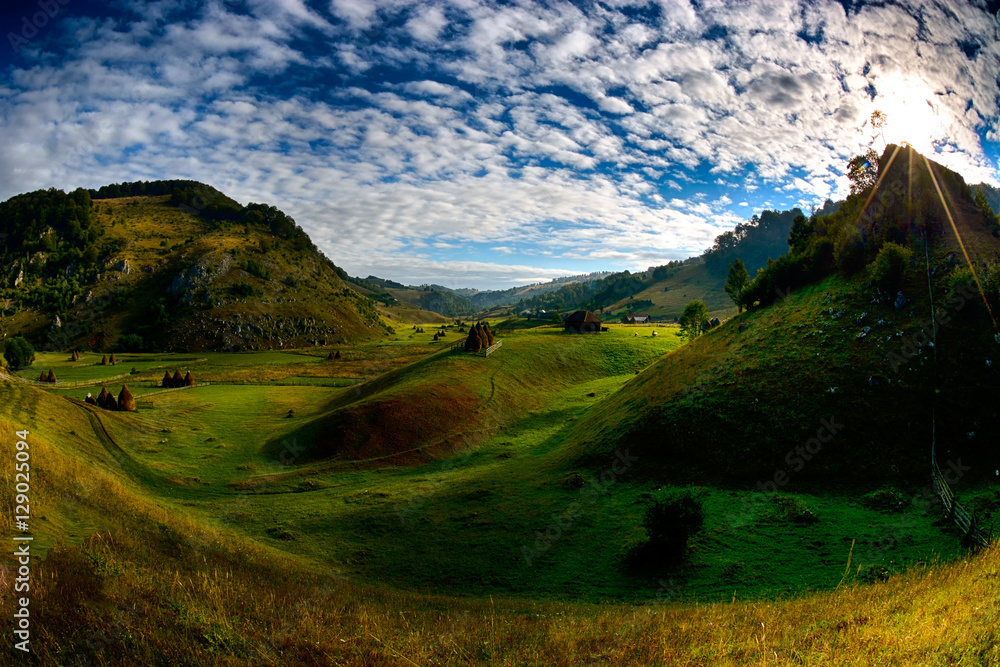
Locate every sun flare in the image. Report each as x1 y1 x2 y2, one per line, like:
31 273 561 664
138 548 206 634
871 76 948 154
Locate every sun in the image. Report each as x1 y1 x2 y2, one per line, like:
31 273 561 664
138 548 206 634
869 75 948 154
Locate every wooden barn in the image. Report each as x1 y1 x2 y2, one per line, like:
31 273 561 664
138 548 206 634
564 310 603 333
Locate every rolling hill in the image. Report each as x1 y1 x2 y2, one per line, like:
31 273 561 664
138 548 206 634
0 181 391 352
567 145 1000 487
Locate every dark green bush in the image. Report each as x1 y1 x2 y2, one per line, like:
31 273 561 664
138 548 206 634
641 489 705 563
868 242 913 292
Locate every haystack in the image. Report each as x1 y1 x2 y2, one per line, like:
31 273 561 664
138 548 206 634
162 371 173 388
105 394 118 411
46 369 56 383
97 387 109 408
184 371 194 387
85 393 97 405
172 370 183 387
335 350 341 359
117 385 136 412
39 371 47 382
109 353 117 365
101 354 108 366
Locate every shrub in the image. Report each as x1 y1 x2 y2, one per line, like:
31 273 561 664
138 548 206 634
117 333 145 352
868 242 913 292
4 336 35 370
641 489 705 563
230 281 262 298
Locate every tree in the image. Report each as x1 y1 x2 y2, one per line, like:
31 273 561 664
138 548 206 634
975 187 999 234
869 242 913 293
679 300 709 342
641 490 705 563
724 259 751 312
4 336 35 370
870 109 887 148
847 149 879 196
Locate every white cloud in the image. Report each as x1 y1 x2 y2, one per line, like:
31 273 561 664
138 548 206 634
0 0 997 288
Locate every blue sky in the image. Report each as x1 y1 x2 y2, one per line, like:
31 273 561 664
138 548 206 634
1 0 998 290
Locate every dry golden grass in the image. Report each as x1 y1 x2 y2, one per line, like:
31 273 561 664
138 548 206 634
1 381 997 666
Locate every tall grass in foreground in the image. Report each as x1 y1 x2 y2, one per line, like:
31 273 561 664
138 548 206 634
0 377 997 666
2 501 997 665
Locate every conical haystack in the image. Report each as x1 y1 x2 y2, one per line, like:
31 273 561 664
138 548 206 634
184 371 194 387
101 354 108 366
109 353 117 365
172 370 183 387
85 393 97 405
39 371 47 382
117 385 136 412
162 371 173 388
97 386 109 408
46 369 56 383
105 395 118 411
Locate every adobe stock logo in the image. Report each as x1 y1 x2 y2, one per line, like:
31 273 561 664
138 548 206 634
7 0 71 55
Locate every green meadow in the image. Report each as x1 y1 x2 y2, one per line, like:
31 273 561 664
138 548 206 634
8 323 970 606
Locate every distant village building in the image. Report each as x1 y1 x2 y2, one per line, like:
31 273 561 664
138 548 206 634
564 310 603 333
622 313 652 324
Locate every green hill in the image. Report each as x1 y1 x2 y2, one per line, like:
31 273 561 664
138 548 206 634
0 181 390 352
567 145 1000 487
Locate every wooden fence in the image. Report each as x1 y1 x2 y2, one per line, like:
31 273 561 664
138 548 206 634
450 339 503 356
481 339 503 357
932 455 990 548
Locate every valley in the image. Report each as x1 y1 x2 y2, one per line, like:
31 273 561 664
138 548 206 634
1 147 999 665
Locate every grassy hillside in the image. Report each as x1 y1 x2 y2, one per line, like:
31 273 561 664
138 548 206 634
0 183 390 352
602 260 734 322
567 146 1000 489
1 335 997 665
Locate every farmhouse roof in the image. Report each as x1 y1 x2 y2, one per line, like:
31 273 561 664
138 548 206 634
565 310 602 323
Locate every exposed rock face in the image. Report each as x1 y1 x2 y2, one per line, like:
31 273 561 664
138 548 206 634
169 253 232 304
9 263 23 288
115 259 130 275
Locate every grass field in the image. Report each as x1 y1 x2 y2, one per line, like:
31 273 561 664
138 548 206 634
4 323 982 594
0 317 996 665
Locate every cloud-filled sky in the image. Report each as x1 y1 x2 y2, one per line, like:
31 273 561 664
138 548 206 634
1 0 998 289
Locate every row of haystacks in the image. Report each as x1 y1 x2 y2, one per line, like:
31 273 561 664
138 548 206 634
100 353 117 366
326 350 342 360
162 370 194 388
38 369 57 383
85 385 136 411
70 350 81 361
464 321 495 352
